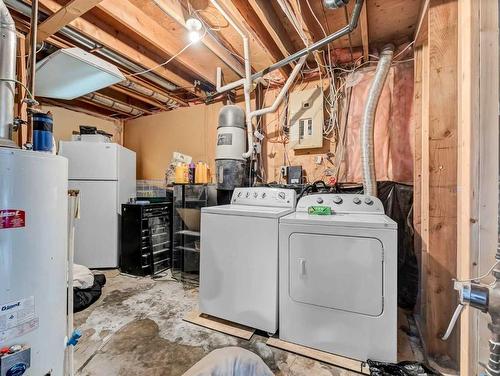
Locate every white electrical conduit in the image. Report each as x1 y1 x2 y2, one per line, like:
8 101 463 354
360 44 394 196
209 0 253 158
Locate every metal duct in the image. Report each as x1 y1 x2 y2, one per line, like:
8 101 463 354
0 0 17 148
360 44 394 197
215 0 364 95
83 93 144 117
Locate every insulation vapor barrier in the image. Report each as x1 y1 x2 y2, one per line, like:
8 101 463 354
341 63 415 184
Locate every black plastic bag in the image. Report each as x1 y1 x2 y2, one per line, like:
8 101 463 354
377 182 418 310
367 360 441 376
74 273 106 313
337 181 418 309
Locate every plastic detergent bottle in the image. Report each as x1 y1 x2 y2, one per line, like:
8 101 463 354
182 163 189 183
188 162 196 184
195 162 209 184
175 163 188 184
206 164 211 183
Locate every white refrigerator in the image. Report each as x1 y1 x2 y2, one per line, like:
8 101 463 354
59 141 136 268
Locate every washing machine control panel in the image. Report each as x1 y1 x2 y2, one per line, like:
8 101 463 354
296 194 385 214
231 188 296 208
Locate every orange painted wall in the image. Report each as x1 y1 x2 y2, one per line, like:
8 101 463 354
124 102 222 179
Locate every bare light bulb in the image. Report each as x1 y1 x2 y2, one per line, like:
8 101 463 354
188 31 201 43
186 17 202 43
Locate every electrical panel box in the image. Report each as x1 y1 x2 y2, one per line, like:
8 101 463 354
288 87 324 150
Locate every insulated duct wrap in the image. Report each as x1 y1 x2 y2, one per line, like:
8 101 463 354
216 105 246 190
83 93 144 117
361 44 394 196
0 0 17 148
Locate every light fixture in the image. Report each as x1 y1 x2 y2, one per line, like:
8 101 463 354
35 47 125 100
188 30 201 43
324 0 349 9
186 17 203 43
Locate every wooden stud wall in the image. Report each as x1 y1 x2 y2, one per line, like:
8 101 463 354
458 0 499 374
457 0 480 374
414 0 459 366
414 0 499 372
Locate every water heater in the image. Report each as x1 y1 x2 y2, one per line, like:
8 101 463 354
0 148 68 375
215 105 246 190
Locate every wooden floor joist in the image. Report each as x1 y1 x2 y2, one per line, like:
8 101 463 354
38 0 196 92
37 0 103 42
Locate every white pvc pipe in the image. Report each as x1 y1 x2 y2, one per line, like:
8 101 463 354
250 56 307 118
216 67 245 92
209 0 254 159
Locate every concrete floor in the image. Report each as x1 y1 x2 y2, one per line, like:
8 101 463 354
74 271 422 376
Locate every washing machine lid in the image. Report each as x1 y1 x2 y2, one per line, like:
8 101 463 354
280 211 397 229
202 205 295 219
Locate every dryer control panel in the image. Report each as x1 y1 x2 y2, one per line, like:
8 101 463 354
231 188 296 208
296 194 385 214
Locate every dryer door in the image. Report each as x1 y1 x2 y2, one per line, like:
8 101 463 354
289 233 384 316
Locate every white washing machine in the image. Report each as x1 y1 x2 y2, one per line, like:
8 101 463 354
279 193 397 362
200 187 296 334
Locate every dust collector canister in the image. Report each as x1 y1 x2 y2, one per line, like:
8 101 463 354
215 105 246 190
32 112 53 152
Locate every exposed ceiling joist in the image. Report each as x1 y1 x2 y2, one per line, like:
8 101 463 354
414 0 430 47
248 0 296 58
37 0 103 42
360 1 369 61
38 0 195 92
283 0 325 70
96 0 223 84
297 0 326 44
146 0 245 78
218 0 292 78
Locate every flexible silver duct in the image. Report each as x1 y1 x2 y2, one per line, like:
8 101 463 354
361 44 394 197
83 93 144 117
0 0 17 148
